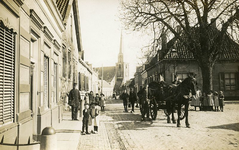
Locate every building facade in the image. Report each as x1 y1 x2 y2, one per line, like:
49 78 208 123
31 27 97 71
0 0 92 144
141 34 239 99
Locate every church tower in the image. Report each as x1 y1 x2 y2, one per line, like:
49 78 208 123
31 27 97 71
114 32 129 94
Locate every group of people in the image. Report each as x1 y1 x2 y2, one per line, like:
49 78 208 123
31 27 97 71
68 83 106 135
191 90 225 111
120 88 138 113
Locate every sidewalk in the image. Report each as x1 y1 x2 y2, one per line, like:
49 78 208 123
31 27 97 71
55 111 82 150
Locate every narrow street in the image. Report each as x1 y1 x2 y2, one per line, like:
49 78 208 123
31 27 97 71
77 99 239 150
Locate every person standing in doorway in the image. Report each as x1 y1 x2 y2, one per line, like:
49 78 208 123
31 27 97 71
129 88 137 113
68 83 81 120
121 90 129 112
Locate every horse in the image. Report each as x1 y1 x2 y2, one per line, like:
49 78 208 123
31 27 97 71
172 75 197 128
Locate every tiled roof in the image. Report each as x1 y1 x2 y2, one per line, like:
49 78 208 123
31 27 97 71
158 29 239 62
94 66 116 83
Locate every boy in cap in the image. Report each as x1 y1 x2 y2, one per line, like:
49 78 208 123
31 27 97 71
81 103 90 135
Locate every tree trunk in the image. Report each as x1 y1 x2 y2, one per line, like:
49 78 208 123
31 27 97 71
200 63 213 94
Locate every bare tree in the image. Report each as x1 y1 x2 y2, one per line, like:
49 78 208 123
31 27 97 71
120 0 239 93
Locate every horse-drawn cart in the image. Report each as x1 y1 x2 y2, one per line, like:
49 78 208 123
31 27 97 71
147 81 186 121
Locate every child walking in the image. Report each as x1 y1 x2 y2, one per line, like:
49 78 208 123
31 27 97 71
82 103 90 135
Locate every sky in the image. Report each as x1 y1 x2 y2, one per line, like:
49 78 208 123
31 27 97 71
78 0 149 78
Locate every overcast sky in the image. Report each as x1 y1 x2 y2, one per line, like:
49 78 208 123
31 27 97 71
78 0 149 78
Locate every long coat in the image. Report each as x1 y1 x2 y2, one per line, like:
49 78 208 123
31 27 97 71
68 88 81 107
129 91 137 103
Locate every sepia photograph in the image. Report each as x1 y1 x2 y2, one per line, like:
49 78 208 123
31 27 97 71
0 0 238 150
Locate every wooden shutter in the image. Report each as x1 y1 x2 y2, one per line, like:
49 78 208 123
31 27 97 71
44 56 49 108
0 25 15 125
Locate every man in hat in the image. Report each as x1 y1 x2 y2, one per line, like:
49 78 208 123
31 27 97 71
68 83 81 120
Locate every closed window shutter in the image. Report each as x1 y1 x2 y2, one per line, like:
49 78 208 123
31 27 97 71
44 56 49 108
0 25 15 125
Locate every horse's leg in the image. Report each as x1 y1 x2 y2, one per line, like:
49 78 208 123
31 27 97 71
185 102 190 128
177 103 181 127
172 104 176 123
166 102 171 123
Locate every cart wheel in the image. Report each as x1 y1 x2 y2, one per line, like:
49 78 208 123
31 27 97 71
180 104 185 120
150 102 157 120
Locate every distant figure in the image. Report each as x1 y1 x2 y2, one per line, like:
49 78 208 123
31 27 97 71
129 88 137 113
100 93 106 111
213 91 219 111
89 91 94 105
95 93 100 106
121 90 129 112
219 91 225 112
82 103 90 135
68 83 81 120
84 93 90 105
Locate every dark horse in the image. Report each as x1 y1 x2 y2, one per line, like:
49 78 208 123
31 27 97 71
172 75 197 128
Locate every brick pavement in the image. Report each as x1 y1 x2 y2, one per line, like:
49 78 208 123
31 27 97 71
57 99 239 150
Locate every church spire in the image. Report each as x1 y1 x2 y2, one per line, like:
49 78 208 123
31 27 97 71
119 31 123 54
118 31 123 63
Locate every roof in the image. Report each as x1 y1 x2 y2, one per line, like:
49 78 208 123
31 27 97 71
157 28 239 62
94 66 116 83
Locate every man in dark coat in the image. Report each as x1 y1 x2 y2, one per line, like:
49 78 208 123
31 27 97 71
68 83 81 120
129 88 137 113
121 90 129 112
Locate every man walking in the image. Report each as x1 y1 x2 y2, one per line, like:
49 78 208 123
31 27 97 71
68 83 81 120
121 90 129 112
129 88 137 113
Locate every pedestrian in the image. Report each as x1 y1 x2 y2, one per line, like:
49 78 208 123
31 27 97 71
95 93 100 106
89 91 94 105
219 91 225 112
90 103 100 134
81 103 90 135
207 91 214 111
84 92 90 105
100 93 106 111
129 88 137 113
68 83 81 120
193 90 202 111
213 91 219 111
121 90 129 112
201 92 207 111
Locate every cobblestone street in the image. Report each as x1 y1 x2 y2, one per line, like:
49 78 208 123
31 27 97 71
77 99 239 150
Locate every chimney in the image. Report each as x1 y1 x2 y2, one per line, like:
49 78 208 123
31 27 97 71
162 33 167 50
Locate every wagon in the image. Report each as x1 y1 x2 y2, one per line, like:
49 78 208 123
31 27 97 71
147 82 186 120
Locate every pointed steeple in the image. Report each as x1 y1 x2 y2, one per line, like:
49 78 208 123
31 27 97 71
119 31 123 54
118 31 123 63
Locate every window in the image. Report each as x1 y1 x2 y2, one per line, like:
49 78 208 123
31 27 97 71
220 72 239 91
177 73 188 81
0 25 15 125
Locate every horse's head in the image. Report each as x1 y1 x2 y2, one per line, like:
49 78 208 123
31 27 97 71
179 76 197 96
